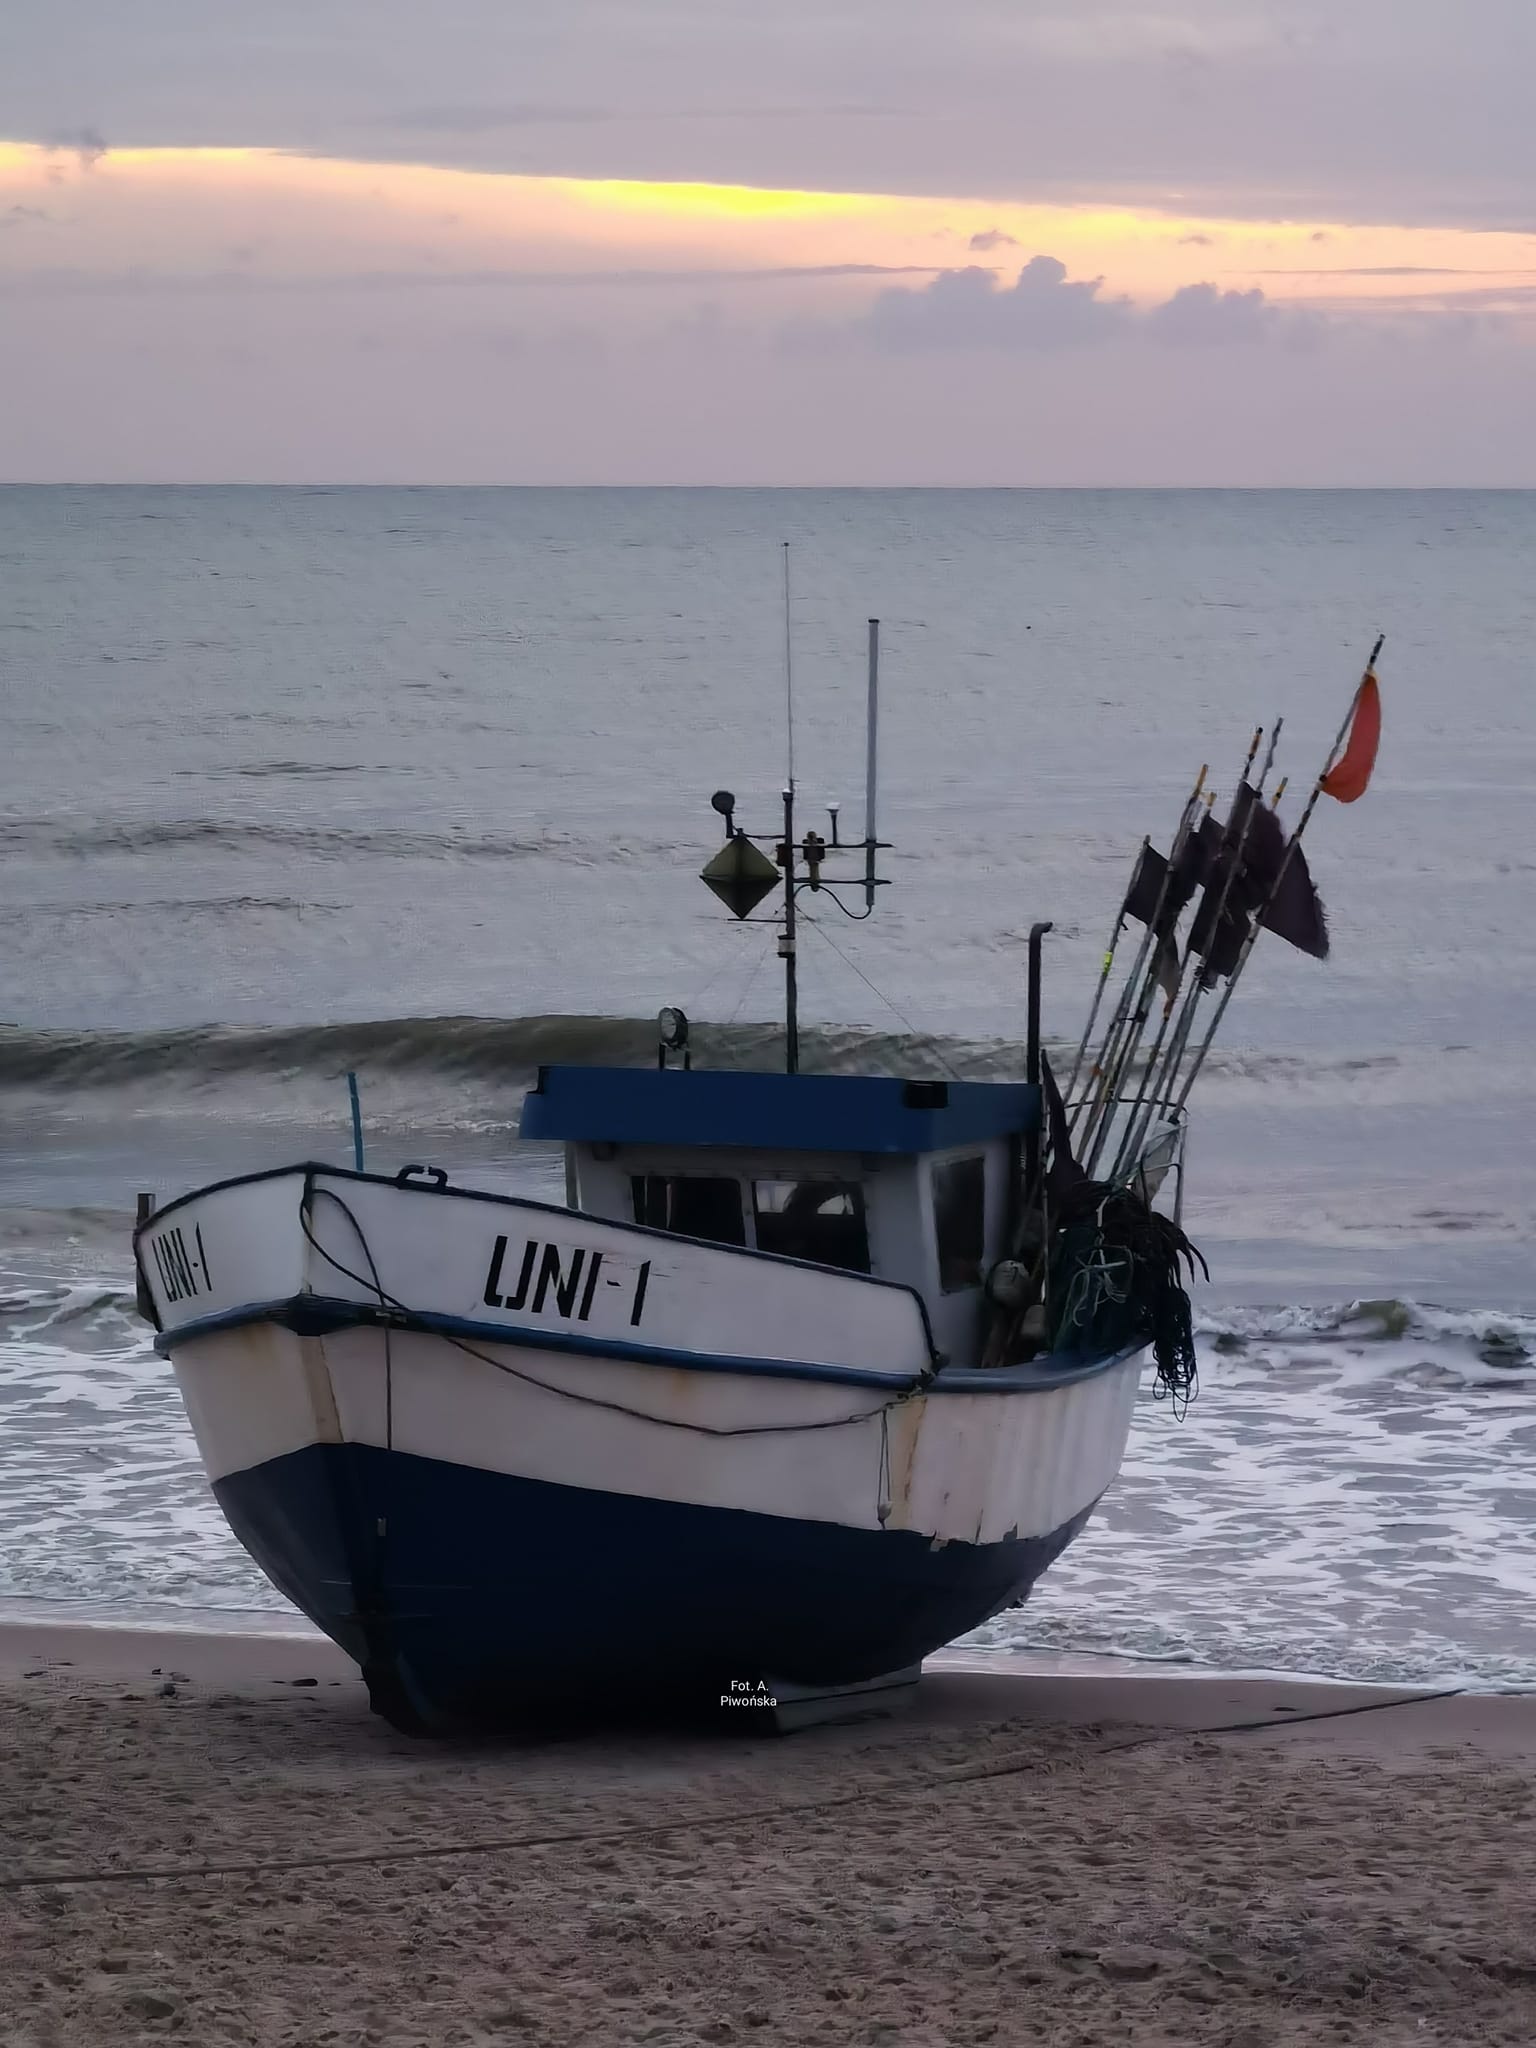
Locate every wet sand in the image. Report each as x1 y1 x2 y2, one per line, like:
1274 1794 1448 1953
3 1624 1533 2047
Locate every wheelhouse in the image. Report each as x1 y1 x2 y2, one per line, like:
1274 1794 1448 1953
520 1064 1041 1367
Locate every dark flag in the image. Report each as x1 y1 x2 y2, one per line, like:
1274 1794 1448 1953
1040 1052 1089 1199
1187 803 1253 984
1121 827 1214 1001
1122 829 1212 933
1187 785 1330 980
1242 800 1329 959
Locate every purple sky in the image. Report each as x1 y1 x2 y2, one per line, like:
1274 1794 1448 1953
2 2 1533 483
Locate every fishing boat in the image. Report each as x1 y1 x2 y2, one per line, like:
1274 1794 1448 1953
134 613 1382 1734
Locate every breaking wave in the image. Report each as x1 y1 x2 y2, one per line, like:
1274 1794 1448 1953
0 817 603 861
0 1011 1427 1103
1194 1298 1536 1377
0 1013 993 1097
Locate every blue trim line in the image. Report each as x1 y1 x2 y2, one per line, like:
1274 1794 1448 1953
137 1162 943 1365
153 1293 1143 1397
928 1341 1148 1394
154 1294 929 1391
520 1064 1040 1154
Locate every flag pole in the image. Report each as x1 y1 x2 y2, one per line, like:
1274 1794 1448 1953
1064 763 1207 1107
1063 834 1148 1109
1070 768 1210 1148
1172 637 1383 1114
1115 718 1283 1175
1082 726 1262 1177
1075 781 1217 1169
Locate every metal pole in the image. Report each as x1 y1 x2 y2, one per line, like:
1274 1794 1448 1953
346 1070 365 1172
781 784 799 1075
134 1191 156 1323
782 542 796 792
1023 920 1053 1202
864 618 879 910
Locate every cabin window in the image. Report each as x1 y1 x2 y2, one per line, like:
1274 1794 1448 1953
630 1175 746 1247
933 1156 985 1292
752 1180 870 1274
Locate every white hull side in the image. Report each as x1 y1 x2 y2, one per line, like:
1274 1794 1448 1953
141 1169 932 1381
170 1320 1143 1547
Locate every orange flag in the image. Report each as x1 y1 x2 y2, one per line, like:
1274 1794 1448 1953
1320 671 1381 803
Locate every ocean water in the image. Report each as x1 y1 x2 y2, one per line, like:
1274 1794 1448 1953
1 486 1533 1685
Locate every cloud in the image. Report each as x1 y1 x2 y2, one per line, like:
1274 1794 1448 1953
382 104 617 133
863 254 1131 350
968 227 1018 252
848 256 1338 354
0 260 954 299
1258 265 1496 278
51 126 108 170
3 4 1536 233
1177 232 1215 247
1145 281 1276 344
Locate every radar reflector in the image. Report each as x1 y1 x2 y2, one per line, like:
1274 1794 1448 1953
700 835 780 919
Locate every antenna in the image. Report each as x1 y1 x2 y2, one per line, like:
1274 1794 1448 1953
696 588 894 1077
782 540 796 793
864 618 879 910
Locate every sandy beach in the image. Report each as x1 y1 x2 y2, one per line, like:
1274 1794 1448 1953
2 1626 1532 2047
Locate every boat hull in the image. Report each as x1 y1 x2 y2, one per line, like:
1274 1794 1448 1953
216 1439 1096 1730
140 1167 1147 1732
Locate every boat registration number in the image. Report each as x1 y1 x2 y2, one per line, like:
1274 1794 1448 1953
481 1234 650 1328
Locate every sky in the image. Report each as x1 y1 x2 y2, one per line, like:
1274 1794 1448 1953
2 2 1534 484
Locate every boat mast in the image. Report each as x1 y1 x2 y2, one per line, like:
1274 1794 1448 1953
696 580 890 1065
781 544 799 1075
864 619 880 910
779 782 799 1075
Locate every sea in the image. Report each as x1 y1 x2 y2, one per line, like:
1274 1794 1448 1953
2 486 1533 1687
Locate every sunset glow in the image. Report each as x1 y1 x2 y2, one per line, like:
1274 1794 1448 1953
4 142 1534 318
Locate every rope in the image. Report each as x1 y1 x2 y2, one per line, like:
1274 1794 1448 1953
724 928 776 1026
1050 1181 1207 1418
1057 1207 1133 1338
0 1686 1465 1893
800 912 962 1081
315 1186 393 1451
300 1188 924 1444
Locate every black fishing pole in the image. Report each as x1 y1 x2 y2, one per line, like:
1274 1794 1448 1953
1075 791 1213 1173
1063 834 1148 1110
1082 724 1262 1178
1174 638 1383 1112
1070 767 1211 1150
1113 719 1283 1178
1063 765 1208 1112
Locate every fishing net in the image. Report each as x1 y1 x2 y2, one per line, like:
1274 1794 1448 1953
1049 1181 1208 1416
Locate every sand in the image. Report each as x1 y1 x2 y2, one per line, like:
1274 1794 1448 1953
2 1626 1534 2048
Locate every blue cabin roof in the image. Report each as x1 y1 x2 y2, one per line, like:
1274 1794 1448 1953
520 1065 1040 1155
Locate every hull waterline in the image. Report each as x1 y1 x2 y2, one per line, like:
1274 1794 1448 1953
216 1440 1098 1731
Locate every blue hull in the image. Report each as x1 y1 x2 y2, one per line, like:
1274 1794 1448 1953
216 1444 1095 1733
